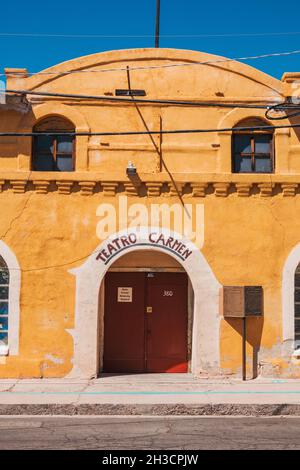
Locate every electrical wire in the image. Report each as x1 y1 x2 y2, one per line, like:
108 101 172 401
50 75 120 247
265 102 300 120
1 123 300 272
5 88 300 121
4 88 283 108
6 88 300 121
1 31 300 39
2 88 287 109
1 48 300 77
0 123 299 137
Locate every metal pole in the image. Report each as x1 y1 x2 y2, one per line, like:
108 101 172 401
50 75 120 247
242 317 247 381
155 0 161 48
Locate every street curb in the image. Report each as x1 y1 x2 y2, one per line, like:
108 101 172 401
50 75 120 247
0 403 300 416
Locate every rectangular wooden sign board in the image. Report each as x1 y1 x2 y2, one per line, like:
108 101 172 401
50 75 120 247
117 287 133 303
223 286 263 318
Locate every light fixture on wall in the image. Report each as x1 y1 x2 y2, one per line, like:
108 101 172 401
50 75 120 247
126 161 137 176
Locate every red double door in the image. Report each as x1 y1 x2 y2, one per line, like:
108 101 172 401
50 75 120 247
103 272 188 373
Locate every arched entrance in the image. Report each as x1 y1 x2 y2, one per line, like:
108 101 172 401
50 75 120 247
68 227 221 379
102 250 191 373
282 243 300 356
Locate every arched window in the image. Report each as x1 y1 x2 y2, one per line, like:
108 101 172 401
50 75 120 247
32 116 75 171
0 256 9 349
232 118 274 173
295 264 300 349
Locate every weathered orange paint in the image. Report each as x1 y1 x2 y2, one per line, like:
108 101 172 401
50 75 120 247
0 48 299 378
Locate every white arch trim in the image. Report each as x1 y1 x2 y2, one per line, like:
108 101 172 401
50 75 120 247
0 241 21 356
282 243 300 355
68 227 221 378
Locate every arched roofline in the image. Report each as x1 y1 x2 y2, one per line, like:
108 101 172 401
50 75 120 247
20 48 284 97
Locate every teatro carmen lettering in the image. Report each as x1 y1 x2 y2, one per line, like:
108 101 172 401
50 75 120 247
96 231 193 264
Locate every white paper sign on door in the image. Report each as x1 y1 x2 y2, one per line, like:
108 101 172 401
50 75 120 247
117 287 133 302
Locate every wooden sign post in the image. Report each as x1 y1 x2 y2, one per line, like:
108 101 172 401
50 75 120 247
222 286 263 381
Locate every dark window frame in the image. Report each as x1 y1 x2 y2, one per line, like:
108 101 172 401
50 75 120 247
232 129 274 174
32 118 75 172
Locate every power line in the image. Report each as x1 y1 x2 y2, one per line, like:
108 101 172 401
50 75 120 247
266 102 300 120
4 88 284 108
2 49 300 77
1 31 300 38
4 87 300 119
0 123 299 137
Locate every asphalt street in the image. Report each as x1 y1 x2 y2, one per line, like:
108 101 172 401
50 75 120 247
0 415 299 450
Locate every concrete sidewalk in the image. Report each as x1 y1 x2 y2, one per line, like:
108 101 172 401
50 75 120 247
1 374 300 414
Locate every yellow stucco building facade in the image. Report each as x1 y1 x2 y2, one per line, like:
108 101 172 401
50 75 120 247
0 47 300 379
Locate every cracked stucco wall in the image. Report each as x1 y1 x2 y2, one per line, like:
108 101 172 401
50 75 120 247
0 48 299 378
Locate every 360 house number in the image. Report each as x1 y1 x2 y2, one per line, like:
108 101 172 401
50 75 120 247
163 290 173 296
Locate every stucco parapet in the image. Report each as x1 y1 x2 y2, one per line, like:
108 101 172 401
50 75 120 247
282 73 300 98
15 48 284 99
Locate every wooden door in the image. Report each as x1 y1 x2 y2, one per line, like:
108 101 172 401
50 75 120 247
103 271 188 373
103 272 145 372
146 272 188 372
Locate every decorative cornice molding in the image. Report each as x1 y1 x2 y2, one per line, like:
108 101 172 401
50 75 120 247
101 182 118 197
258 182 273 197
168 182 184 197
281 183 298 197
0 175 300 198
146 182 163 197
33 180 51 194
78 181 96 196
190 183 208 198
235 183 253 197
124 182 140 197
213 182 230 197
56 181 73 195
10 180 27 194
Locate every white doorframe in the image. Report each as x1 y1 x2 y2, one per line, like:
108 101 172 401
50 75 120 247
68 227 221 378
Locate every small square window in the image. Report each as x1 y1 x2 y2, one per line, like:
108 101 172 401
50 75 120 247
233 131 273 174
33 118 75 172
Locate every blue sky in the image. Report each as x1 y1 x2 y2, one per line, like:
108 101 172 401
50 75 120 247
0 0 299 79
